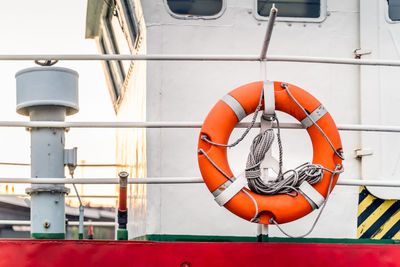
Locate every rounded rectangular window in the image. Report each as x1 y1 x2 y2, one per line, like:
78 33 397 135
388 0 400 21
166 0 223 16
258 0 320 18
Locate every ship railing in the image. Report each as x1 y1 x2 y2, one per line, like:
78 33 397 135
3 6 400 231
0 177 399 187
1 54 400 67
0 220 115 227
0 121 398 132
0 121 398 188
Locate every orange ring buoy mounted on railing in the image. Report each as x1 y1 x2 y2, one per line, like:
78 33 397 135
197 81 343 225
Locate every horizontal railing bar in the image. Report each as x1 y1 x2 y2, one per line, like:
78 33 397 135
0 194 118 198
1 177 400 187
0 162 29 166
0 121 204 128
0 177 204 184
336 179 400 187
1 54 400 67
0 220 115 226
68 221 116 226
2 121 400 133
0 162 130 168
267 55 400 67
0 121 343 131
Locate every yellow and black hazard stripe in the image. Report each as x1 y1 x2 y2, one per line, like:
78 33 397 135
358 186 400 239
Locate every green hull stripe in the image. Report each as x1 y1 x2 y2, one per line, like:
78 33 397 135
31 233 65 239
134 234 400 244
117 229 128 240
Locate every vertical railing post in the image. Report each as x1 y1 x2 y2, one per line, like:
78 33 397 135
260 4 278 61
257 4 278 242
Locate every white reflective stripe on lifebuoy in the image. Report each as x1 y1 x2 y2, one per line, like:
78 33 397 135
298 181 325 210
301 105 327 129
212 176 236 197
221 94 247 122
214 173 248 206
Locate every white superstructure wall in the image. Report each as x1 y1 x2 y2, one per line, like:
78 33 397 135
133 0 362 239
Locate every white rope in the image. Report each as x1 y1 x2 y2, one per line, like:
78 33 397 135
281 83 344 160
269 164 343 238
201 88 264 148
245 122 324 196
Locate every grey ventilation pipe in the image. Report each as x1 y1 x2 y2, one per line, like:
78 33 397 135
16 66 79 239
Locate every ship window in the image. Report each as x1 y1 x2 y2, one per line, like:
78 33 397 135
99 36 121 103
100 10 126 104
111 14 131 76
98 0 140 111
388 0 400 21
166 0 223 16
117 0 139 50
257 0 320 18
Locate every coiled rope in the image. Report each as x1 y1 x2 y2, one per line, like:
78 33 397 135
244 120 324 196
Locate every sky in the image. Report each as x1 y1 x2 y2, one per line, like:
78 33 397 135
0 1 118 206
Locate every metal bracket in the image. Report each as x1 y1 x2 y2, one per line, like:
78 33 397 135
259 117 286 182
64 147 77 167
354 48 372 59
262 80 275 120
354 148 373 158
64 147 78 176
26 186 70 195
260 83 277 183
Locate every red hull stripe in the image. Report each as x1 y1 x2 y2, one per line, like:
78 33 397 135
0 239 399 267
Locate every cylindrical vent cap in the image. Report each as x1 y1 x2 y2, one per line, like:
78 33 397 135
16 67 79 116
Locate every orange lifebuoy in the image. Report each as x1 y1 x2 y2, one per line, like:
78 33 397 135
197 81 343 224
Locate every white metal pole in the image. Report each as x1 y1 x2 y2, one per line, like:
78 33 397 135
0 121 399 133
2 54 400 67
258 4 278 239
260 4 278 60
0 177 398 187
